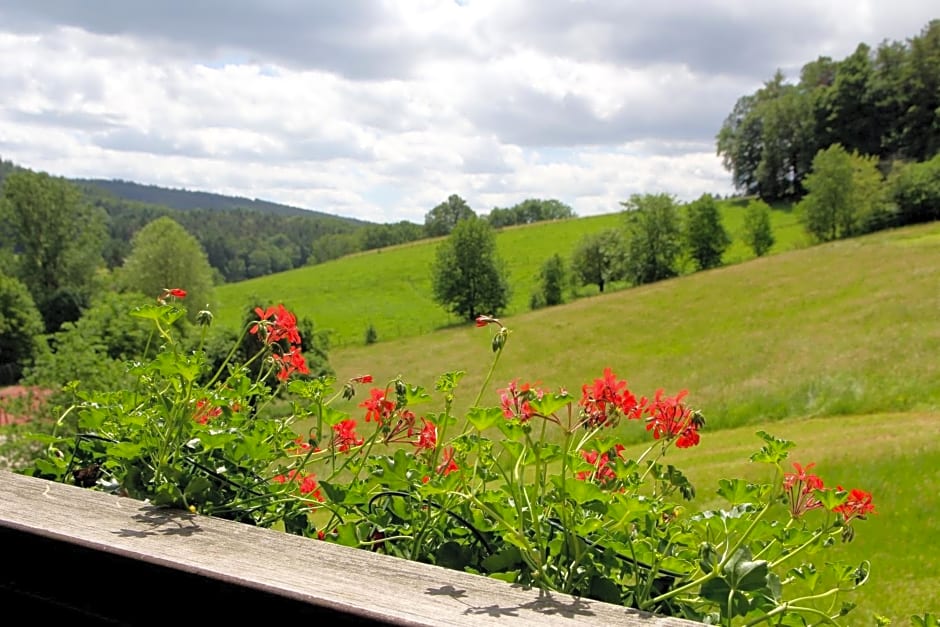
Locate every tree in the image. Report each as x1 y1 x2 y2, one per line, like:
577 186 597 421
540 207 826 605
424 194 476 237
798 144 887 242
889 153 940 225
570 229 624 293
431 218 510 320
532 253 567 309
683 194 731 271
621 194 683 285
117 217 214 318
742 200 776 257
0 170 106 330
0 273 48 385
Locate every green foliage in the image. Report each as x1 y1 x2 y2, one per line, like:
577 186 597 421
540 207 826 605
431 218 510 321
798 144 888 242
570 229 625 293
621 193 683 285
487 198 576 228
742 200 776 257
23 291 153 394
684 194 732 271
424 194 476 238
537 253 567 307
889 153 940 226
117 216 215 319
718 20 940 201
0 170 107 331
0 273 48 385
18 302 887 624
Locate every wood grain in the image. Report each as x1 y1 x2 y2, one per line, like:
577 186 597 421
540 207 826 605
0 470 698 625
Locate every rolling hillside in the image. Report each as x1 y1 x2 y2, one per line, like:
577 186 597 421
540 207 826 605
213 201 808 346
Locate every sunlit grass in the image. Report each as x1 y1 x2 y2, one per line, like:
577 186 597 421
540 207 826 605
213 201 806 346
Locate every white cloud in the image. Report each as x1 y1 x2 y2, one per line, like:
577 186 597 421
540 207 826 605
0 1 936 223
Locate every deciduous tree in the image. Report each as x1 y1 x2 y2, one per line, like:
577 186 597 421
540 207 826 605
683 194 731 271
0 170 106 330
570 229 624 293
742 200 776 257
424 194 476 238
117 216 214 318
621 194 682 285
431 218 509 320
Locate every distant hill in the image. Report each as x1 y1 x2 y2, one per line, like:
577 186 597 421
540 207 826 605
74 178 367 222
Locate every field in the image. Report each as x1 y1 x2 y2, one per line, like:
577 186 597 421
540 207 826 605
317 221 939 623
212 200 807 346
217 211 939 623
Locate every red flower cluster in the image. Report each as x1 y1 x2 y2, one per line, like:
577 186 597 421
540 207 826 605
783 462 826 518
415 418 437 451
332 419 364 452
577 444 626 486
272 469 324 503
644 389 702 449
360 388 396 424
251 304 302 345
270 347 310 382
579 368 640 428
250 305 309 381
192 398 222 425
499 379 544 422
833 487 876 522
783 463 876 523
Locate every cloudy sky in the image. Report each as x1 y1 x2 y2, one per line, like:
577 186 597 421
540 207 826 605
0 1 935 224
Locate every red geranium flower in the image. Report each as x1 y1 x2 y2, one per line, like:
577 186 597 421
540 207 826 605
414 418 437 451
360 388 395 424
783 462 826 518
833 486 876 522
251 304 302 346
332 419 364 452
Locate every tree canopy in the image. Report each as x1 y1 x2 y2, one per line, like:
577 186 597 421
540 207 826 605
570 229 624 293
117 216 215 318
0 170 107 330
431 218 510 321
621 194 683 285
717 20 940 202
424 194 476 238
683 194 731 271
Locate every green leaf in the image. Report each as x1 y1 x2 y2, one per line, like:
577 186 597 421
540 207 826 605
481 546 522 572
488 571 519 583
723 547 769 591
466 406 504 432
750 430 795 464
555 475 606 505
911 613 939 627
435 371 465 393
700 578 750 617
184 476 213 503
530 392 572 417
151 481 184 507
716 478 760 505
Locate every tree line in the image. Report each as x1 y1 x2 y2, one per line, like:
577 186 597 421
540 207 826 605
430 192 775 321
717 19 940 202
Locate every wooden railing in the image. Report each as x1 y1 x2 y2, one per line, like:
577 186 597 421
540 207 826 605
0 470 699 625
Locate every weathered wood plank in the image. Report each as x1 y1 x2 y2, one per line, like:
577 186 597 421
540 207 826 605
0 470 698 625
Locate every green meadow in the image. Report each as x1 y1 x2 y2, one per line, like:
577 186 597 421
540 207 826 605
321 221 939 624
212 200 807 346
217 210 939 623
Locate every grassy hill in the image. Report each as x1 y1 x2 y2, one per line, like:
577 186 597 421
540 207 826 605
316 221 940 623
213 200 808 346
